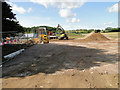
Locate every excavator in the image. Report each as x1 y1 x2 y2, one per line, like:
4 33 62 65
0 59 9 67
47 24 68 40
34 24 68 44
56 24 68 40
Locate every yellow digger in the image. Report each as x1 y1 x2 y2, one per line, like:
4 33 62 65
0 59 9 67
56 24 68 40
41 34 49 44
34 27 49 44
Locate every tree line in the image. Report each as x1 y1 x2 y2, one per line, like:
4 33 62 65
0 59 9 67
65 27 119 34
23 26 57 34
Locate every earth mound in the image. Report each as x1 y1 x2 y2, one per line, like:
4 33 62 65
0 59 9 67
78 32 110 42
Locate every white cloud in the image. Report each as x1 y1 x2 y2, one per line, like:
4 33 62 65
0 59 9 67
65 17 80 23
59 9 76 18
103 22 117 28
30 0 86 9
59 9 81 23
30 0 86 23
90 22 117 30
71 18 80 23
12 4 26 14
6 1 32 14
108 3 118 13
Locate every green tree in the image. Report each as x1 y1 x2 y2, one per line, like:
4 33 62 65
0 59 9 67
2 2 24 38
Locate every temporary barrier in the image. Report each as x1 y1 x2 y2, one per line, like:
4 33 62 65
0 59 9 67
0 39 20 46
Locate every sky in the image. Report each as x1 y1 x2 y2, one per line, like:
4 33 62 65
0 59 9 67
6 0 119 30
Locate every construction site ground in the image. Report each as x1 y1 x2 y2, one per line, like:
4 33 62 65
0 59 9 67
2 33 119 88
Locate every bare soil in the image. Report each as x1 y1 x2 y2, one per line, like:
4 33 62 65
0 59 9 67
2 38 118 88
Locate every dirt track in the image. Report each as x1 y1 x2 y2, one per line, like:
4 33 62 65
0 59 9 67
2 39 118 88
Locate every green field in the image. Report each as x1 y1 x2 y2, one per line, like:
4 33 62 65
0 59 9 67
102 32 118 39
67 33 85 39
67 32 119 39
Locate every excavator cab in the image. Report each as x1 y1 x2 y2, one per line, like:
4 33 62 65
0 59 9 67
56 24 68 40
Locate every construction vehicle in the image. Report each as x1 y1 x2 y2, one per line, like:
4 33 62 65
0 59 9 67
56 24 68 40
48 31 53 36
34 24 68 43
42 34 49 44
34 27 49 44
48 31 58 39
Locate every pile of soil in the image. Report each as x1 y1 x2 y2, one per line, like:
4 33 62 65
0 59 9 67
77 32 110 42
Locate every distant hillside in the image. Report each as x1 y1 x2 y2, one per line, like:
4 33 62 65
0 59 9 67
23 26 57 33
